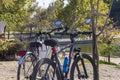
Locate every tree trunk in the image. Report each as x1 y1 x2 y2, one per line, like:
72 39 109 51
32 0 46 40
90 3 99 80
7 30 10 39
92 18 99 80
20 32 23 41
108 53 111 63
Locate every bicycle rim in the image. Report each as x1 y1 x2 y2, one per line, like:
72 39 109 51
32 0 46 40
70 54 96 80
32 58 59 80
17 54 36 80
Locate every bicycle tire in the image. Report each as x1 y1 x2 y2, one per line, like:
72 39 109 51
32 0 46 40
17 53 37 80
70 54 97 80
31 58 61 80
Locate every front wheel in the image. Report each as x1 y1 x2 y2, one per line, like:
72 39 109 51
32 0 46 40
17 54 37 80
70 54 97 80
31 58 61 80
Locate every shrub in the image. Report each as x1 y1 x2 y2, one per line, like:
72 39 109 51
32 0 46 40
98 43 115 57
99 43 120 57
0 39 28 60
112 43 120 57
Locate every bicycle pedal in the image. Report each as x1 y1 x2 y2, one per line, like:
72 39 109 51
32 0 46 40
78 74 87 79
64 78 69 80
25 76 29 79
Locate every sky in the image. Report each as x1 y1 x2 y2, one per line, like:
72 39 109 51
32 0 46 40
36 0 55 8
36 0 68 8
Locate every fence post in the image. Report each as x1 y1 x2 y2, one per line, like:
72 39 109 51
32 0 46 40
0 21 7 41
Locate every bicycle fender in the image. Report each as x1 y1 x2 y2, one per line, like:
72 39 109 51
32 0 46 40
18 56 25 65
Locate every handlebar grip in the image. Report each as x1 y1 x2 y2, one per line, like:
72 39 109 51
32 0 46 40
78 32 92 35
54 32 64 35
51 27 64 31
36 32 41 36
57 27 64 30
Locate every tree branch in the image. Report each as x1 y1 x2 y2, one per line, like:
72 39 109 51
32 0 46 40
97 0 114 37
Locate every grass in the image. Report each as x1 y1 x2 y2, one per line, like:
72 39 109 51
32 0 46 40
0 62 3 65
116 65 120 69
99 60 117 66
99 60 120 69
77 43 92 53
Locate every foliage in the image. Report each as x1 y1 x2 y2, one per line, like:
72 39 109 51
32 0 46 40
56 0 112 32
112 42 120 57
116 65 120 69
29 0 65 32
57 0 91 29
0 39 28 60
0 0 37 32
98 41 120 58
98 43 115 57
98 27 120 45
32 8 51 31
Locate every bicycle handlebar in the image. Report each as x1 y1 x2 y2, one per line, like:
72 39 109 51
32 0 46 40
54 26 69 35
55 28 92 37
71 31 92 39
74 31 92 36
35 27 65 38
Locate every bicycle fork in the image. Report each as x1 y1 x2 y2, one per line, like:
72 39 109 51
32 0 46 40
75 54 88 79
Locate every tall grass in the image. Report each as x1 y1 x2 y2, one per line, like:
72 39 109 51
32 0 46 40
77 43 92 53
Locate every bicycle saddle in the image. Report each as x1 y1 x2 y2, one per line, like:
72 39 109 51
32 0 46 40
44 39 58 47
29 42 42 48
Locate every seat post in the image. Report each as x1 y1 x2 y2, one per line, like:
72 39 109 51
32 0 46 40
51 47 56 55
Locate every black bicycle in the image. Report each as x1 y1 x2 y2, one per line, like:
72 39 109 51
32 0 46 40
17 27 64 80
31 27 97 80
17 33 42 80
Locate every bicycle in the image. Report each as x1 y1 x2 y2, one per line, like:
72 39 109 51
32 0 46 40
17 27 64 80
17 32 44 80
31 26 97 80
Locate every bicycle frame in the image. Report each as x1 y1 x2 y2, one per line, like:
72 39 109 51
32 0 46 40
49 37 89 79
48 40 75 79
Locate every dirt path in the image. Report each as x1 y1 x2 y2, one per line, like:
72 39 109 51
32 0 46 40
99 56 120 64
0 61 18 80
99 64 120 80
0 61 120 80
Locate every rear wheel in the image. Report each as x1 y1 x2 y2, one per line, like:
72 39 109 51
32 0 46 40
70 54 97 80
17 54 37 80
31 58 60 80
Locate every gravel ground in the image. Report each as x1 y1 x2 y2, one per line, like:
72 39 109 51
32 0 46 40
0 61 120 80
0 61 18 80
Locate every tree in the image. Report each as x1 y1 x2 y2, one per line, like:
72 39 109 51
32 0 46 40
97 0 120 63
30 0 64 32
56 0 114 80
89 0 114 80
0 0 37 39
32 7 54 31
57 0 90 28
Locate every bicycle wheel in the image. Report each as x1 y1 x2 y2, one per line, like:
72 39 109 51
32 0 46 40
70 54 97 80
31 58 60 80
17 53 37 80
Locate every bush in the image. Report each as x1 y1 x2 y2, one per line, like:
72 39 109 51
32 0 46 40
98 43 115 57
112 43 120 57
0 39 28 60
98 42 120 57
